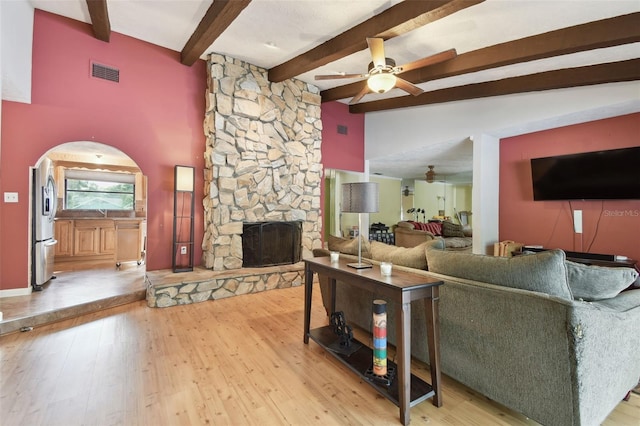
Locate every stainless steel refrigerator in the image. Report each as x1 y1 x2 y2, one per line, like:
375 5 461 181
32 158 57 290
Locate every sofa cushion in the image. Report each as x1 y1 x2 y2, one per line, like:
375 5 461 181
396 221 414 229
442 221 466 238
327 234 371 258
370 240 429 270
565 260 639 301
426 248 573 300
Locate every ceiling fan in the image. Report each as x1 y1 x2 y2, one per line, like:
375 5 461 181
315 37 457 104
425 165 445 183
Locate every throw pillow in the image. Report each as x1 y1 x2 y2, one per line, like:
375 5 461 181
426 238 445 251
424 222 443 236
370 240 429 270
425 248 573 300
442 237 472 250
312 248 330 257
441 221 466 238
565 260 639 301
327 234 371 259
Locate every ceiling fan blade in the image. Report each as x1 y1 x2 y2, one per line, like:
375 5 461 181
315 73 366 80
397 48 457 73
349 84 370 105
395 77 424 96
367 37 386 68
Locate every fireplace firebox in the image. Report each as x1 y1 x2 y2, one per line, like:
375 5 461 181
242 221 302 268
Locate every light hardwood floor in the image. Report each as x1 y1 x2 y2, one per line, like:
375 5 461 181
1 284 638 426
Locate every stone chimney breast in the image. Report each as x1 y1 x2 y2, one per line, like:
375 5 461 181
203 54 322 270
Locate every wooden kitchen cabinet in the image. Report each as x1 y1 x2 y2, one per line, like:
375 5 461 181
54 218 144 268
116 220 143 266
54 220 73 257
73 220 115 256
74 225 99 256
101 227 116 255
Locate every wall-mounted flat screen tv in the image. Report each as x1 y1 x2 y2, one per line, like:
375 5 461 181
531 147 640 201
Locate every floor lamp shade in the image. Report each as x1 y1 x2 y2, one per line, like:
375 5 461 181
342 182 379 269
175 165 195 192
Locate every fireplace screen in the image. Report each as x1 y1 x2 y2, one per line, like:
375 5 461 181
242 221 302 268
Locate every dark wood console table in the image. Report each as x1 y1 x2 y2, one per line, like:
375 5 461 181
303 257 444 426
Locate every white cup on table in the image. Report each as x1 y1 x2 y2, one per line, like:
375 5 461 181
380 262 392 276
330 251 340 262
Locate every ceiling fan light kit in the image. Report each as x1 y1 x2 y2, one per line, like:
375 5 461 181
367 72 397 93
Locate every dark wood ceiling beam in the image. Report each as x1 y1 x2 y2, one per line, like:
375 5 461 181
181 0 252 66
349 59 640 113
268 0 484 83
323 12 640 102
86 0 111 42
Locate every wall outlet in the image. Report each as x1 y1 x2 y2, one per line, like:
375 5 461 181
4 192 18 203
573 210 583 234
180 246 187 255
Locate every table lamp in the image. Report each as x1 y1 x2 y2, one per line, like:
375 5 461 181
342 182 379 269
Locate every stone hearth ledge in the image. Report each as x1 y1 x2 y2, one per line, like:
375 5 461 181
145 263 305 308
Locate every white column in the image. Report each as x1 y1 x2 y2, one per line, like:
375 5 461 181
471 134 500 254
362 160 371 239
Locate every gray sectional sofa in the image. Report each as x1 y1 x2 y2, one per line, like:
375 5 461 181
314 237 640 426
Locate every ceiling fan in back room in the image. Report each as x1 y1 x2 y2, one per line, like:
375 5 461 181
315 37 457 104
425 165 446 183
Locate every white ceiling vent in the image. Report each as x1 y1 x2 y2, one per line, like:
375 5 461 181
91 62 120 83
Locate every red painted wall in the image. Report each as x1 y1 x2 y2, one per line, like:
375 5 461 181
500 113 640 262
0 11 206 290
321 101 364 172
319 101 365 241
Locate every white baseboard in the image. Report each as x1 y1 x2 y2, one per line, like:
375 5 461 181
0 287 32 298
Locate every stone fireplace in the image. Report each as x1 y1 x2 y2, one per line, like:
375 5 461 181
202 53 323 271
146 54 323 308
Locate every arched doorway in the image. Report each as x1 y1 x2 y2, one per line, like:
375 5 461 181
31 141 147 288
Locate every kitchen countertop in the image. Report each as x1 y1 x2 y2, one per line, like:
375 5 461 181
55 215 146 221
59 217 146 221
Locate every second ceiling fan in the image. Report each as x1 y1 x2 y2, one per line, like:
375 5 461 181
315 37 457 104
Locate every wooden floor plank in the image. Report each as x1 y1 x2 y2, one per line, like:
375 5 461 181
1 283 638 426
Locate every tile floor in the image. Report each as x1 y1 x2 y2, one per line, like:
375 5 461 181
0 262 146 335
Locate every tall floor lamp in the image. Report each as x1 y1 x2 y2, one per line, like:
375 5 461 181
342 182 379 269
173 165 195 272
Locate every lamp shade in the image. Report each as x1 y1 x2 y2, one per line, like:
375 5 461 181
175 165 195 192
342 182 379 213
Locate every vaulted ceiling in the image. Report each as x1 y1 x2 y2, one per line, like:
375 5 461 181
19 0 640 179
30 1 640 111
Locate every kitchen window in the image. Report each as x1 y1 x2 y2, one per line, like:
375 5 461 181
64 170 135 210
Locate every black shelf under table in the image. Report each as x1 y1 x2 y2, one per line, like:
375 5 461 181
308 326 435 408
